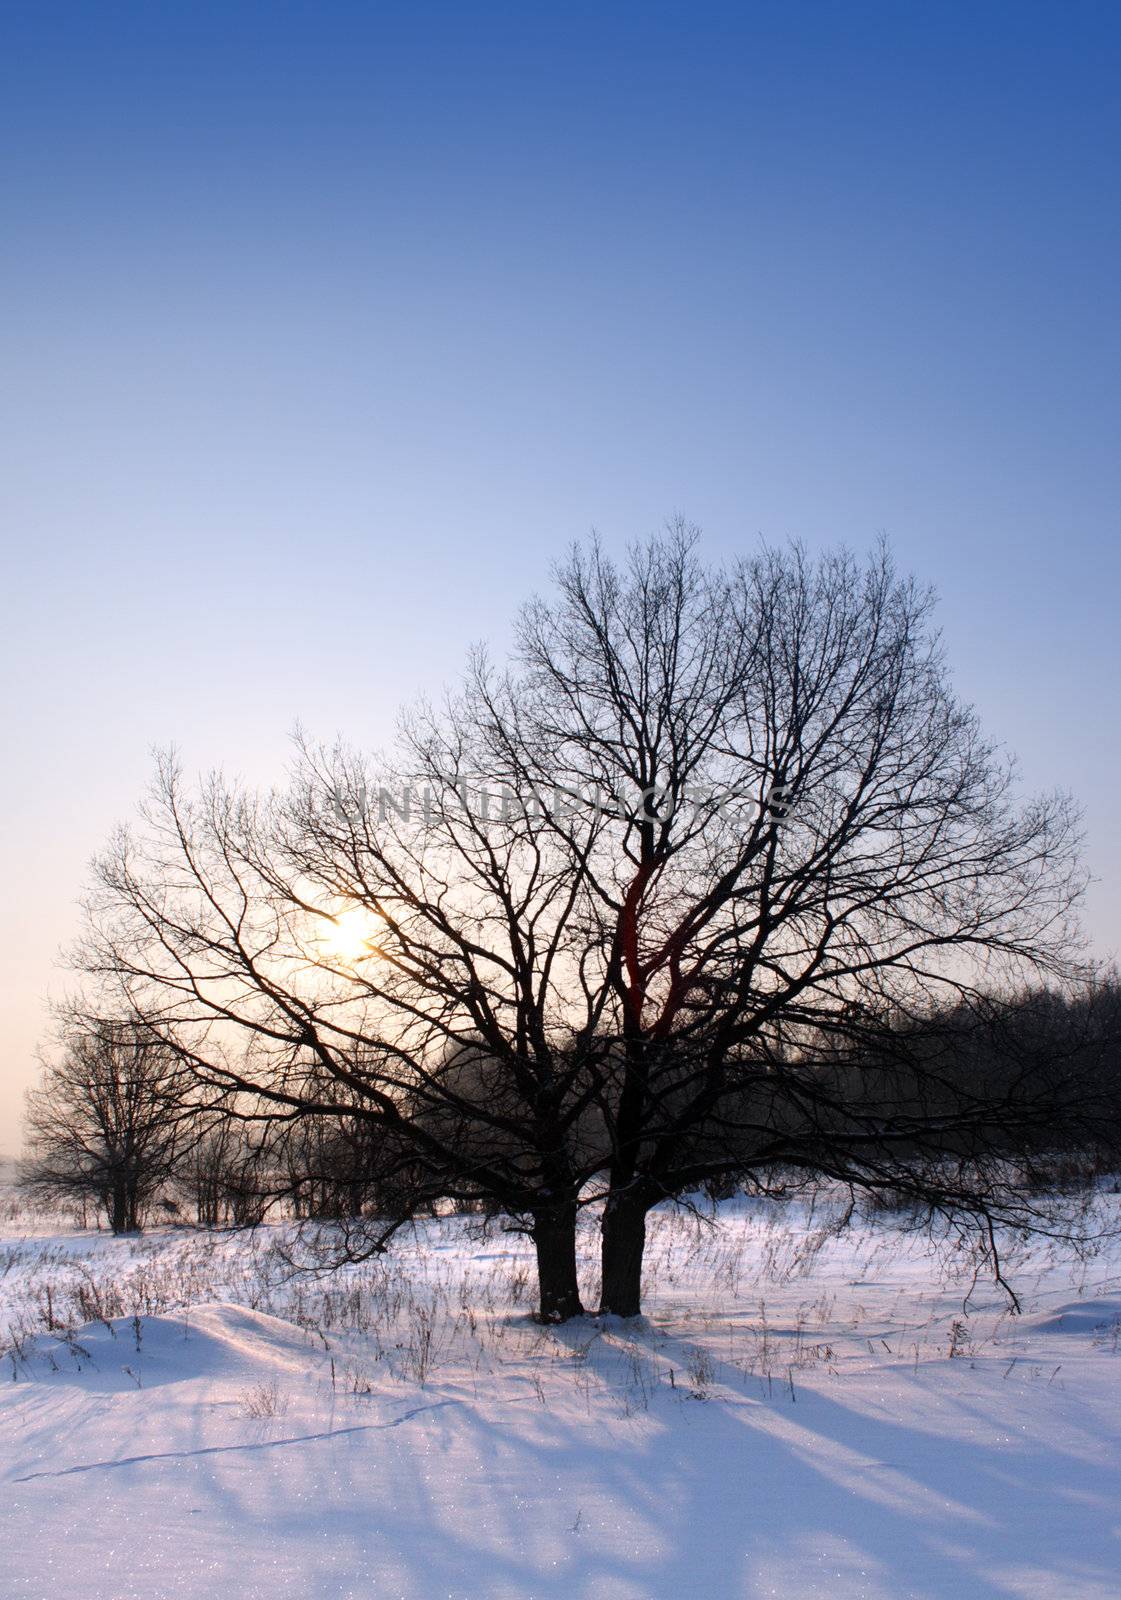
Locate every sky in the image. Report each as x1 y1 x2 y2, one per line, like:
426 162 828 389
1 0 1119 1151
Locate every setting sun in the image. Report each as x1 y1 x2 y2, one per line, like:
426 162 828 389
317 906 383 965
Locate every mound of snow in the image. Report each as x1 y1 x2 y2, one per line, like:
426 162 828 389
9 1302 321 1391
1030 1296 1121 1336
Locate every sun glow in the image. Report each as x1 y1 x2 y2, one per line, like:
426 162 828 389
318 907 383 966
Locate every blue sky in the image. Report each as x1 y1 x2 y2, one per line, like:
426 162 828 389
2 1 1119 1146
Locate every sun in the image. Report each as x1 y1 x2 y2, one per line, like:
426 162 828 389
317 906 383 966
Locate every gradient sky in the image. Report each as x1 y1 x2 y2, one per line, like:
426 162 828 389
2 1 1119 1150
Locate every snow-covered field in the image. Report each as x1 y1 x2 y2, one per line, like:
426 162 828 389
2 1194 1119 1600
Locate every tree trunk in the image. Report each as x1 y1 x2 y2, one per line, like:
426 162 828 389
532 1202 583 1322
599 1193 649 1317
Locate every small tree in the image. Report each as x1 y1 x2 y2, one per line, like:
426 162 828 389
280 1099 416 1221
22 1011 187 1233
181 1112 272 1227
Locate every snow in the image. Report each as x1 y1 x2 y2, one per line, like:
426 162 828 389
2 1199 1120 1599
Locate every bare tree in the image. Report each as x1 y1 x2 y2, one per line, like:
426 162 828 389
440 531 1092 1311
278 1080 420 1222
181 1111 272 1227
75 529 1092 1314
79 745 608 1317
22 1011 188 1233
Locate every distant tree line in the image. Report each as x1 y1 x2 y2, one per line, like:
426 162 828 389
20 978 1121 1240
20 1011 427 1233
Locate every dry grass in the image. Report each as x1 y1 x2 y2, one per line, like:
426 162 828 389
2 1186 1115 1415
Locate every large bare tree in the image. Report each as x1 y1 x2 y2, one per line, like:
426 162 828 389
487 532 1091 1311
75 529 1091 1315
